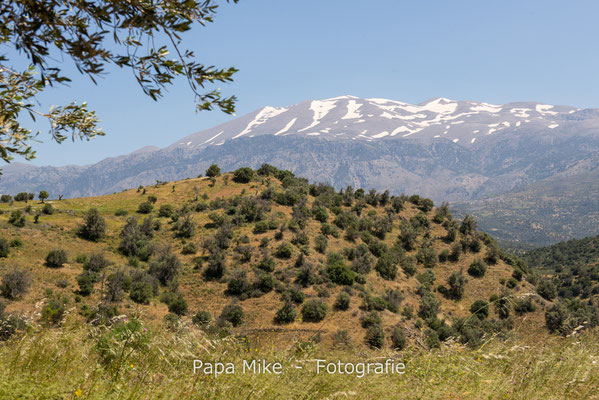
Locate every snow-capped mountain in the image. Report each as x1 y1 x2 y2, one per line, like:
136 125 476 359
170 95 586 149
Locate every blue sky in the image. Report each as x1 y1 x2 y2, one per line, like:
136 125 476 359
13 0 599 166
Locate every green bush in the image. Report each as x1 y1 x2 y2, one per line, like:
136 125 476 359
137 201 153 214
129 271 159 304
470 300 489 319
219 304 244 327
301 300 328 322
375 255 397 280
0 269 30 299
0 238 9 258
158 204 174 218
390 326 407 350
9 238 22 248
41 295 68 325
274 242 293 259
364 324 385 349
42 203 54 215
76 272 97 296
181 242 197 255
446 271 467 300
83 252 110 273
78 208 106 241
166 292 188 315
192 310 212 326
537 279 557 300
206 164 221 177
148 247 181 285
8 210 25 227
327 262 354 286
232 167 254 183
274 302 298 324
467 258 487 277
114 209 128 216
45 249 67 268
334 291 351 310
360 311 381 328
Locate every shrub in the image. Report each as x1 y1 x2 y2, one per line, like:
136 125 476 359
204 254 226 281
254 273 275 293
83 252 110 273
274 242 293 259
192 310 212 326
114 209 128 216
545 299 599 335
78 208 106 241
158 204 175 218
129 271 159 304
174 214 195 238
383 288 404 313
181 242 197 255
327 262 355 285
375 255 398 280
334 291 351 310
41 294 68 325
360 311 381 328
166 292 188 315
0 269 30 299
45 249 67 268
0 194 12 203
390 326 407 350
416 246 437 268
8 210 25 227
9 238 22 248
332 329 352 349
148 247 181 285
219 304 244 327
301 300 328 322
470 300 489 319
226 271 251 297
42 203 54 215
206 164 221 177
514 297 537 315
467 258 487 277
447 271 467 300
537 279 557 300
147 195 158 204
418 291 439 320
274 302 298 324
460 214 478 235
0 239 9 258
232 167 254 183
314 234 328 254
364 324 385 349
105 270 132 302
76 272 96 296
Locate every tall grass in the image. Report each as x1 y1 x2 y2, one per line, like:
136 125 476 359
0 321 598 399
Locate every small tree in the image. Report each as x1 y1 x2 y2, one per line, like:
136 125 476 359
301 300 328 322
46 249 68 268
274 302 298 324
219 304 244 327
390 326 407 350
38 191 49 203
206 164 221 177
470 300 489 319
447 271 467 300
0 269 30 299
0 239 9 258
78 208 106 241
232 167 254 183
8 210 25 227
467 258 487 277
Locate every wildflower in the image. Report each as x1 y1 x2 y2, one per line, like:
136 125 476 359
75 388 82 397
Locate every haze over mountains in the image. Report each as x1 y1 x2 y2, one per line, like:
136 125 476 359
2 95 599 245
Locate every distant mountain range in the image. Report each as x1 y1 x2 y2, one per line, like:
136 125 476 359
2 95 599 245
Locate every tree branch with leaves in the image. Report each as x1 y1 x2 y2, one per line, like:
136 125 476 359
0 0 239 163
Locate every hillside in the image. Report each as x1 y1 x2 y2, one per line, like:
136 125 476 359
524 234 599 301
452 169 599 247
2 165 589 352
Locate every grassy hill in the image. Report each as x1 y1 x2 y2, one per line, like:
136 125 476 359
524 235 599 301
0 165 550 349
1 165 599 398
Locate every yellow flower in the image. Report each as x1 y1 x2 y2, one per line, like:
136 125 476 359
75 388 82 397
130 364 134 368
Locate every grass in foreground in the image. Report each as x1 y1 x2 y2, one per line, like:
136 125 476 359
1 320 598 400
